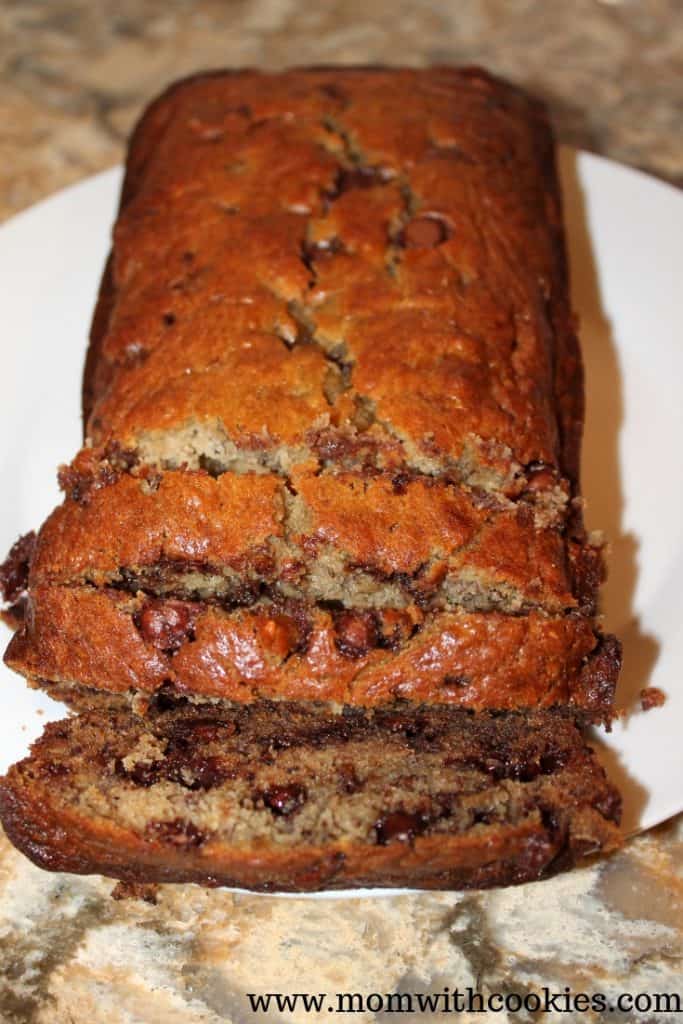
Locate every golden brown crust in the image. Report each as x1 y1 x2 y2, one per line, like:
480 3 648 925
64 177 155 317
32 470 284 585
84 69 576 488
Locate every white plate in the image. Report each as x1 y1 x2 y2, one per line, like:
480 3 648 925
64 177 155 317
0 151 681 897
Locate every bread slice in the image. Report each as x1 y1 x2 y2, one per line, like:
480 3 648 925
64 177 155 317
0 703 621 891
33 464 578 612
7 585 617 718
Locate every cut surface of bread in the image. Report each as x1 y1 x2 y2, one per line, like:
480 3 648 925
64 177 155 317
0 703 621 891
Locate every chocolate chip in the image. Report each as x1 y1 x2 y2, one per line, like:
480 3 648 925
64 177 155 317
334 610 379 658
41 761 71 779
391 472 412 495
0 531 36 603
319 82 348 104
524 461 558 493
325 165 393 203
261 783 307 816
122 342 149 368
153 684 190 712
176 755 229 791
182 719 238 744
375 810 429 845
443 674 470 689
136 600 197 653
406 726 442 754
197 453 225 477
508 757 543 782
124 760 163 787
337 167 384 192
577 634 622 717
145 818 207 847
472 808 495 825
57 462 117 503
2 595 28 628
540 807 562 834
302 237 343 268
337 763 362 794
479 757 507 780
540 749 568 774
57 444 135 503
399 214 450 249
103 441 138 472
376 713 400 732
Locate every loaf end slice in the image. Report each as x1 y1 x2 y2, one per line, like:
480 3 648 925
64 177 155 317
0 704 621 892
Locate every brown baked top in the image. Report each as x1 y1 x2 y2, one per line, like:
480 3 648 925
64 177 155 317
84 68 582 494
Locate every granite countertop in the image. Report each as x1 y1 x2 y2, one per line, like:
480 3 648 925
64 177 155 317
0 2 681 1021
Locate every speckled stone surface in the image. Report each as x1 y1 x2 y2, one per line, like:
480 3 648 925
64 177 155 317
2 0 682 221
1 2 682 1021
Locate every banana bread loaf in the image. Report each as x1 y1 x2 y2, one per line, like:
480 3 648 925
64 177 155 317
0 67 622 890
4 66 619 718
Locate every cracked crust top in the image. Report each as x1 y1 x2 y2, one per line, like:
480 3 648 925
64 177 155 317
83 67 581 495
